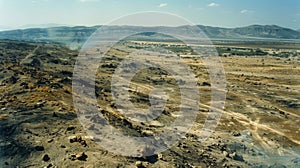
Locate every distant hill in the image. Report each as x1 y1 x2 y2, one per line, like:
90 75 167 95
0 25 299 49
17 23 72 29
0 26 100 49
231 25 300 39
196 25 300 39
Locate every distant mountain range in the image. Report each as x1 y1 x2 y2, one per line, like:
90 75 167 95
0 23 72 31
198 25 300 39
0 25 299 49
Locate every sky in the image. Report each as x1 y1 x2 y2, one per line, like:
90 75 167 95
0 0 299 29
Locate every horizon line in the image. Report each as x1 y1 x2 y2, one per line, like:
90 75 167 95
0 23 299 31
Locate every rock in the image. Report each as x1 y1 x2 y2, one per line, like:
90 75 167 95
229 152 244 162
44 163 53 168
202 82 211 86
233 154 244 162
52 112 58 117
135 161 142 167
35 146 44 151
70 152 88 161
76 152 88 161
135 161 148 168
292 158 300 164
47 138 54 143
66 126 76 131
228 152 235 157
43 154 50 162
135 161 144 168
69 154 76 161
148 120 164 127
222 163 228 167
144 154 158 163
0 114 9 120
69 135 87 146
5 76 18 84
222 151 229 157
202 153 210 157
233 132 241 137
69 135 81 143
83 136 94 141
193 166 203 168
141 130 154 136
80 140 87 147
157 153 163 160
35 102 44 108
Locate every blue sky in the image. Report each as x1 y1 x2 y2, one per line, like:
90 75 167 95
0 0 299 29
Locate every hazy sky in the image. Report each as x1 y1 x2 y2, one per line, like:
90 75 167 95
0 0 299 29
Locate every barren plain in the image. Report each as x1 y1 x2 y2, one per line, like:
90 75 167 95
0 39 299 168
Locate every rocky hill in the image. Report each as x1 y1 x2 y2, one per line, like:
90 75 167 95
231 25 300 39
0 26 99 49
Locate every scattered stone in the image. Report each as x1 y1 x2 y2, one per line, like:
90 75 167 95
222 163 228 168
202 153 210 158
157 153 163 160
80 140 87 147
135 161 148 168
70 152 88 161
135 161 143 168
88 124 95 130
5 76 18 84
229 152 244 162
43 154 50 162
0 114 9 120
288 103 298 109
69 135 87 146
141 130 154 136
69 135 81 143
222 151 229 157
233 132 241 137
66 126 76 131
83 136 94 141
228 152 234 158
35 145 44 151
52 112 58 117
35 102 44 108
69 154 76 161
202 82 211 86
47 138 54 143
44 163 53 168
292 158 300 164
144 154 158 164
148 120 164 127
76 152 88 161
